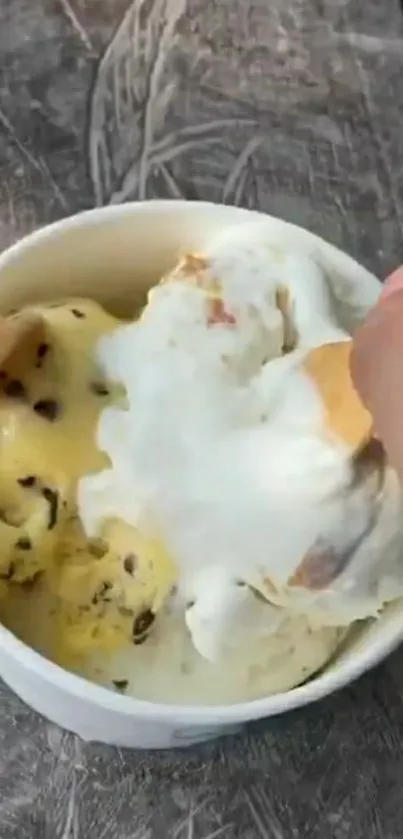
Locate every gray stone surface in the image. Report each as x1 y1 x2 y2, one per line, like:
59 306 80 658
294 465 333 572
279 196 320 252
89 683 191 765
1 1 403 836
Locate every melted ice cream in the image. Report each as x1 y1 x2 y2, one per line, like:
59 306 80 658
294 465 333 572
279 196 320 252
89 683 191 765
78 226 403 663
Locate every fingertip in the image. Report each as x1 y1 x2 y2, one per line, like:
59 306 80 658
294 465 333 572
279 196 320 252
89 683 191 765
380 266 403 302
350 330 369 407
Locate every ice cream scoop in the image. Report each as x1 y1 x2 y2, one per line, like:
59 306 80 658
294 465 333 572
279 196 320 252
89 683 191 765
0 300 176 665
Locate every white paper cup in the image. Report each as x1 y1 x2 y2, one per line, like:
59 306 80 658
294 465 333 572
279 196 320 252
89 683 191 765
0 201 401 750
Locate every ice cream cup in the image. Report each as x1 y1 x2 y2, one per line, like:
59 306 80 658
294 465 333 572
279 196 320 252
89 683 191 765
0 200 400 750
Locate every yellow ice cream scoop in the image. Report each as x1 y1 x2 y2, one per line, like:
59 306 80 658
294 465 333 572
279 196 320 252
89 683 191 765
43 518 176 666
0 299 175 669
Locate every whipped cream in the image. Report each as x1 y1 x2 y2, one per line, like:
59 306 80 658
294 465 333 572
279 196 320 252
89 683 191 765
78 225 403 662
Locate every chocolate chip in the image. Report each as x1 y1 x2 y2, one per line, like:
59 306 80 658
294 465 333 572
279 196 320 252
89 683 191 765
33 399 59 421
36 343 50 367
123 554 136 575
18 475 36 488
71 308 85 319
0 562 15 580
0 371 7 380
4 380 26 399
92 581 112 605
132 609 154 642
42 487 59 530
16 537 32 551
37 343 49 359
112 679 128 692
90 382 110 397
133 634 148 646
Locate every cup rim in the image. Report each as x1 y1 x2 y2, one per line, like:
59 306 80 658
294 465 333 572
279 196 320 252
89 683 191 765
0 199 397 726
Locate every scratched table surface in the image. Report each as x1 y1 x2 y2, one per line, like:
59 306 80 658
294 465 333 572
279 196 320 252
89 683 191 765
1 1 403 837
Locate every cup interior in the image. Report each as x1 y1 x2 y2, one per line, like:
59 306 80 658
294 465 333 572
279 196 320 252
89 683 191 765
0 200 401 719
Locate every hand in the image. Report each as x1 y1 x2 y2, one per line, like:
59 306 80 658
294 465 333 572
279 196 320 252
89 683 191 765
351 268 403 479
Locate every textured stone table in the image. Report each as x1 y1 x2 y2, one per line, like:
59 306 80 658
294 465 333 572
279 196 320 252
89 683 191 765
1 1 403 837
